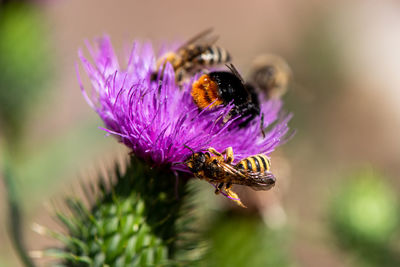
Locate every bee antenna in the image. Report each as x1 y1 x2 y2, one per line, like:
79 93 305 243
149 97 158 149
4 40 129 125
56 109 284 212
172 161 184 166
226 63 244 84
183 144 195 154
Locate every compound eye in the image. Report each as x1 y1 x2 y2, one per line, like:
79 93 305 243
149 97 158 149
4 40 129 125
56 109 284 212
195 152 203 162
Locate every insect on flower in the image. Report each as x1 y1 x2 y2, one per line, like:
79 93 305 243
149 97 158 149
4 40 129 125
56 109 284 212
151 28 232 84
185 146 276 207
248 54 292 100
78 36 292 177
191 64 261 127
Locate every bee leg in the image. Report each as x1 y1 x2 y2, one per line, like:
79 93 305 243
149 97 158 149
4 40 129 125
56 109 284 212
260 113 266 138
215 183 224 194
234 98 260 128
222 113 232 124
221 147 234 164
175 68 185 84
207 147 223 157
225 185 246 208
225 181 232 190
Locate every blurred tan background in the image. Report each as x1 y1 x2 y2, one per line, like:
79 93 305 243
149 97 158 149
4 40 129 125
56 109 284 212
1 0 400 266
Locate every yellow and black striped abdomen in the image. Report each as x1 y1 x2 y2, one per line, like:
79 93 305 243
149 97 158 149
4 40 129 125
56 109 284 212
236 154 271 173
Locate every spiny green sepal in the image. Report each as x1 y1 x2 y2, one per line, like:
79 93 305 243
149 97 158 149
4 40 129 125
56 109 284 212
49 157 198 266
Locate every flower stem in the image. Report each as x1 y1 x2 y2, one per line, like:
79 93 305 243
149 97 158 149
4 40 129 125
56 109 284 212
2 151 37 267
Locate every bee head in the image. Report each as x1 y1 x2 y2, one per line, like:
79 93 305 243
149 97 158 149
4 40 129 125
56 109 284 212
186 152 206 173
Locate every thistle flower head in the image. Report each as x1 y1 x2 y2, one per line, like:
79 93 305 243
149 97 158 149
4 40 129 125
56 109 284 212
78 36 291 171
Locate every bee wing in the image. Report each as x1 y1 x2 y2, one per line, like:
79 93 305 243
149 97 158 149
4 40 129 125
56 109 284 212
217 161 248 178
226 63 245 84
247 171 276 190
226 63 254 100
177 28 218 51
235 170 276 191
216 161 275 191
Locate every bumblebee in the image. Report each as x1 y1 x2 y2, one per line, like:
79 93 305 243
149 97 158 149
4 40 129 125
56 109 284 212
152 28 231 83
185 146 276 207
191 64 261 127
248 54 291 99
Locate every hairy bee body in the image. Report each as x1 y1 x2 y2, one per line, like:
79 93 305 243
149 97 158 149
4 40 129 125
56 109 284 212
153 29 231 83
249 54 291 99
175 45 231 82
191 69 261 127
185 147 275 207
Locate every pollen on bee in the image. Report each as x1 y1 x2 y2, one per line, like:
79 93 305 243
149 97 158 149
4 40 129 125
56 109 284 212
191 74 223 109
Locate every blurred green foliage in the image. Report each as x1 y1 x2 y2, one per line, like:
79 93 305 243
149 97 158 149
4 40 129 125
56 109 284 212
329 169 400 266
200 211 293 267
0 3 52 144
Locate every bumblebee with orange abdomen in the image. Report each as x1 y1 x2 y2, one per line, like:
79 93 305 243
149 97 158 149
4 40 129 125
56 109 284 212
151 28 231 83
191 64 261 127
185 146 276 207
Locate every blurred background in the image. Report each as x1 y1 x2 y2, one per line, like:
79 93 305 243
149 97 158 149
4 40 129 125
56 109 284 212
1 0 400 266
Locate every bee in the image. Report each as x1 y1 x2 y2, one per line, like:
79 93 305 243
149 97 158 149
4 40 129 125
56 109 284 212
248 54 292 99
191 64 261 127
185 146 276 207
152 28 231 83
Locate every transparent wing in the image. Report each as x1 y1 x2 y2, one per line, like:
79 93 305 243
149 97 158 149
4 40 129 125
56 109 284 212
244 171 276 190
217 161 248 178
216 161 276 191
226 63 245 84
229 169 276 191
176 28 218 51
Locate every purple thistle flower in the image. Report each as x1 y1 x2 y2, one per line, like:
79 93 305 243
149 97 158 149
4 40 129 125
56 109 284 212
77 36 292 172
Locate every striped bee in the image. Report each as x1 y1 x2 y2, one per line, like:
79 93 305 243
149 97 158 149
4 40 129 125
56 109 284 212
151 28 231 84
236 154 272 179
185 146 275 207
